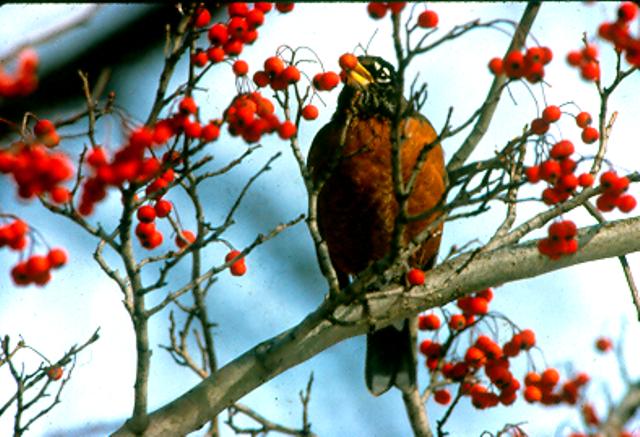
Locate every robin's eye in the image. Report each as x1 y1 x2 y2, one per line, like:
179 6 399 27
376 66 392 84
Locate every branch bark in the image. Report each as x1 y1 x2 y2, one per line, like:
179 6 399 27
113 215 640 436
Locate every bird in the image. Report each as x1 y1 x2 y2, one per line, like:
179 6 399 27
307 55 447 396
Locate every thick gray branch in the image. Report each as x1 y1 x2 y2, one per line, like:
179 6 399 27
112 215 640 436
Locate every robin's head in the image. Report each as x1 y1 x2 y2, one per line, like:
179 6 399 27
335 55 401 119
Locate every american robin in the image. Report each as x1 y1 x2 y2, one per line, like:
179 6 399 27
307 56 447 395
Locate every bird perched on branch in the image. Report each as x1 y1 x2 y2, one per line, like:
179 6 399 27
307 55 447 396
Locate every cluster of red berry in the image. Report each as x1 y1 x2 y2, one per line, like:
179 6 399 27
0 48 38 98
598 2 639 66
135 200 173 250
367 2 439 28
597 170 636 212
566 43 600 82
522 368 589 405
530 106 599 146
252 56 301 90
11 248 67 287
537 220 578 259
225 91 295 142
0 141 73 201
414 287 591 410
489 46 553 83
190 3 293 67
225 249 247 276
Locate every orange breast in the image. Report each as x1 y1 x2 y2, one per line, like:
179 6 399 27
308 115 446 275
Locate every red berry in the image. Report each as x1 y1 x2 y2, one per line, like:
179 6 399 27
488 57 503 75
541 368 560 387
280 65 300 84
530 118 549 135
208 23 228 46
135 222 156 240
207 47 225 63
525 166 541 183
246 8 265 28
339 53 359 71
223 39 244 56
595 336 613 352
407 268 425 285
417 10 439 28
550 140 574 160
301 105 319 121
367 2 387 19
179 96 198 114
477 288 493 301
201 123 220 142
434 389 452 405
596 193 618 212
264 56 285 76
519 329 536 349
449 314 466 330
47 366 63 381
566 50 582 66
525 62 545 83
26 255 50 278
418 313 440 330
315 71 340 91
233 60 249 76
277 121 297 139
524 386 542 403
142 231 163 249
581 126 599 144
581 61 600 81
228 17 248 39
575 111 592 127
618 2 638 21
275 2 294 13
467 297 488 315
617 194 637 213
47 248 67 268
578 173 594 188
228 3 249 17
253 70 270 87
230 260 247 276
255 3 272 13
193 7 211 27
503 50 525 79
137 205 156 223
542 105 561 123
34 119 55 136
175 230 196 249
154 199 172 218
539 159 561 182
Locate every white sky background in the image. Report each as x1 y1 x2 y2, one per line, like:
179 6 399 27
0 3 639 436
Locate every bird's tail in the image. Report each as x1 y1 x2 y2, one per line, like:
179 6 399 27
365 317 417 396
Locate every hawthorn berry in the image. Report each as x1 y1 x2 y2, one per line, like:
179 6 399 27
367 2 387 19
578 173 594 188
207 47 226 63
581 126 599 144
541 368 560 387
201 122 221 142
417 10 438 28
550 140 574 160
617 194 637 213
542 105 561 123
434 389 452 405
580 61 600 81
618 2 638 21
275 2 294 13
179 96 198 115
301 105 319 121
34 119 55 136
596 193 618 212
193 7 211 27
223 39 244 56
449 314 466 330
264 56 285 76
47 366 63 381
278 120 297 139
525 166 541 183
280 65 301 83
228 3 249 17
503 50 525 79
595 336 613 352
488 57 503 75
255 2 272 13
566 51 582 66
253 70 270 87
339 53 358 71
175 230 196 249
530 118 549 135
137 205 156 223
313 71 340 91
524 385 542 403
47 248 68 268
228 17 249 39
519 329 536 349
246 8 265 28
407 268 425 285
418 313 440 330
539 159 561 182
233 60 249 76
26 255 50 278
575 111 592 127
154 199 172 218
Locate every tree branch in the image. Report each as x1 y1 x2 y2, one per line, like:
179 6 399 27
113 215 640 436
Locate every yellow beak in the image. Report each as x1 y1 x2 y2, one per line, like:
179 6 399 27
346 61 374 88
